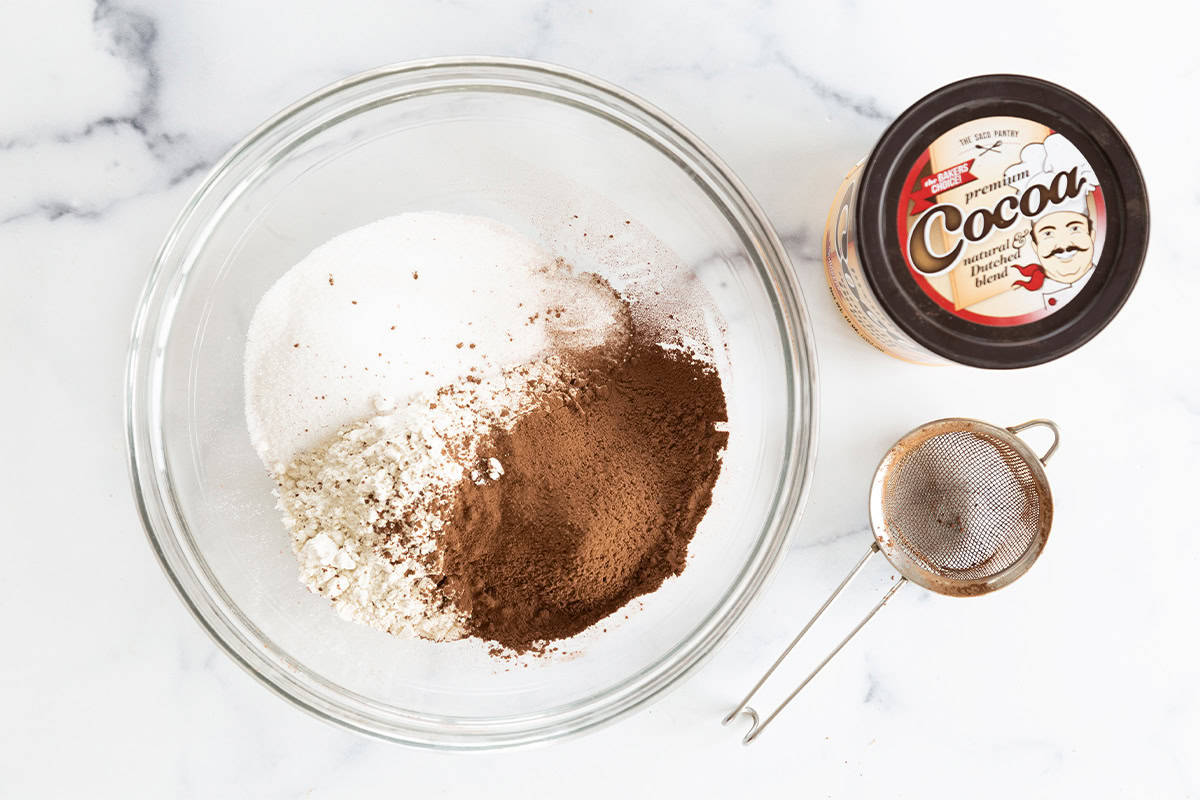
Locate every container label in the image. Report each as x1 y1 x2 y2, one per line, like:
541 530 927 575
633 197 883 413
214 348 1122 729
898 117 1106 325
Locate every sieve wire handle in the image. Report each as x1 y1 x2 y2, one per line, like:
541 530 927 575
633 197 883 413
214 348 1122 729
1006 419 1060 465
723 542 907 745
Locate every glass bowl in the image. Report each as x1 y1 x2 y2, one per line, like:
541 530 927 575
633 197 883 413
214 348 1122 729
126 58 817 750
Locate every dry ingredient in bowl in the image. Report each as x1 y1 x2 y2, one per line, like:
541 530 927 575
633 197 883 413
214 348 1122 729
441 339 728 651
246 211 727 653
278 361 575 640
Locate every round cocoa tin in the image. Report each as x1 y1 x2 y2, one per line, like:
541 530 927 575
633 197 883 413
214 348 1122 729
822 74 1149 368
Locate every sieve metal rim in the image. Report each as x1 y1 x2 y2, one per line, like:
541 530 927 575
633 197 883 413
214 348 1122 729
867 417 1055 598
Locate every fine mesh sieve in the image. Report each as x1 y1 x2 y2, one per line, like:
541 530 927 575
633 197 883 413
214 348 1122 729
725 418 1059 744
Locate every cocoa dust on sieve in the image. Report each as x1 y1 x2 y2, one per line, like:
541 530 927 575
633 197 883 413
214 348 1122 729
436 339 728 652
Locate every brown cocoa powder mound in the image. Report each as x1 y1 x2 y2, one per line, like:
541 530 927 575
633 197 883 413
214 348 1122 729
436 341 727 652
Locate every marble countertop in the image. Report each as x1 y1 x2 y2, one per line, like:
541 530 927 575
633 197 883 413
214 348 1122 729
4 0 1197 796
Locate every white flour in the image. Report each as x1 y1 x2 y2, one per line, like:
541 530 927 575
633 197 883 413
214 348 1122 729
246 212 631 637
277 360 586 638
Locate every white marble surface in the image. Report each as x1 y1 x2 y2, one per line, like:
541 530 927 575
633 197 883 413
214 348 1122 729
4 0 1197 796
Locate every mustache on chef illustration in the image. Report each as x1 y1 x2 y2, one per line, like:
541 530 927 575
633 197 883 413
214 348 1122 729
1005 133 1099 292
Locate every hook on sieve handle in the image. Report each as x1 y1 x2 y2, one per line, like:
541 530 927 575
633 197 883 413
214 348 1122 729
1007 418 1060 465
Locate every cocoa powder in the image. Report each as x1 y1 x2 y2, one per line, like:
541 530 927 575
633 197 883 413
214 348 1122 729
437 339 728 652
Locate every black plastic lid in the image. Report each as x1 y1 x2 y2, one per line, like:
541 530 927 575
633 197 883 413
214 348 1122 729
856 74 1149 368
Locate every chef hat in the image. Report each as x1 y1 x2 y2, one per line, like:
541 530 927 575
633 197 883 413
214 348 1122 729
1004 133 1098 221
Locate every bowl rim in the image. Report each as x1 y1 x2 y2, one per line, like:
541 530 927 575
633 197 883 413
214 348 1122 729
125 56 819 750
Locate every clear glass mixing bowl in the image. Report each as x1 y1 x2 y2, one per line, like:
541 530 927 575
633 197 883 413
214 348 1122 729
125 58 817 750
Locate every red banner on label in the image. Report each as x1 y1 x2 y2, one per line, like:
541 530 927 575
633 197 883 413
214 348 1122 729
907 158 977 214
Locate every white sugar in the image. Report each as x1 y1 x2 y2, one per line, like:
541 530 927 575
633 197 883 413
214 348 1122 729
245 211 627 470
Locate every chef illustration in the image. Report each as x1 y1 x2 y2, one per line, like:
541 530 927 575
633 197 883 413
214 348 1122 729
1005 133 1100 309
